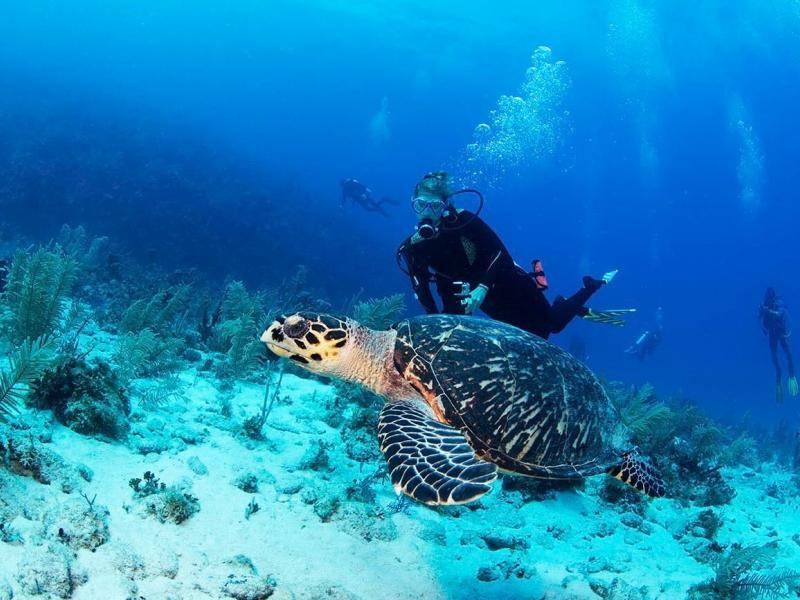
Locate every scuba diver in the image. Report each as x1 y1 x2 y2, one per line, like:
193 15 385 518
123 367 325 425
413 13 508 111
340 178 397 217
396 171 634 340
625 307 664 360
759 287 797 402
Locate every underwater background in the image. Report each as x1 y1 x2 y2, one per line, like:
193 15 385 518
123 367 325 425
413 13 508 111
2 1 800 599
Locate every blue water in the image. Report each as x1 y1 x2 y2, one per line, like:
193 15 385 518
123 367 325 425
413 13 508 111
2 0 799 427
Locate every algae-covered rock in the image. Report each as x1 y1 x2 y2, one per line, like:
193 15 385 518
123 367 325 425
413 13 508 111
30 357 129 439
41 496 111 551
0 428 86 493
16 543 87 598
200 555 277 600
335 504 398 542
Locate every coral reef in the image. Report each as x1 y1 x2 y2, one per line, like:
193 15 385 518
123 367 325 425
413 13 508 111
30 357 130 439
607 382 753 506
129 471 200 524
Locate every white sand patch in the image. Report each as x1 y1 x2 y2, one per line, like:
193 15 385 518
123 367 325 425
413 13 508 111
2 366 799 599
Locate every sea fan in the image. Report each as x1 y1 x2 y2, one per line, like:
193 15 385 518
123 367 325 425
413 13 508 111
608 383 674 449
353 294 406 329
120 284 192 336
690 543 800 600
0 338 51 422
732 570 800 599
4 247 77 344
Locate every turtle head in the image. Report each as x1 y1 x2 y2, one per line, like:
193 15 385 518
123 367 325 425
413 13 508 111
261 312 352 375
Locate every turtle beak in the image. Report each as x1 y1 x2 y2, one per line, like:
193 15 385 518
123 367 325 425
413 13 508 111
260 321 294 357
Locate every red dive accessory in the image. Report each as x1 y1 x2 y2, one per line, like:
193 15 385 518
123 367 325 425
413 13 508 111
532 259 548 290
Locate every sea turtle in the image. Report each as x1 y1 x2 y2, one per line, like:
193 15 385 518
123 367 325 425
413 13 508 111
261 312 665 505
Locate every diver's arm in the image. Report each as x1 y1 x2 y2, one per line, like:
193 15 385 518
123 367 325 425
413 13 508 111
400 244 439 314
411 272 439 314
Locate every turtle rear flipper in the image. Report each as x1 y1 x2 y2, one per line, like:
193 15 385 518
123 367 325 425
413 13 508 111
606 449 665 498
378 400 497 505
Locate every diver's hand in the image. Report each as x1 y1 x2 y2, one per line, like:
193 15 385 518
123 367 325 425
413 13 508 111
457 284 488 315
789 376 799 397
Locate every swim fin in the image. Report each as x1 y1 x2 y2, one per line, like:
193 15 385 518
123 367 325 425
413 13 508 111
602 269 619 284
789 376 799 397
581 308 636 327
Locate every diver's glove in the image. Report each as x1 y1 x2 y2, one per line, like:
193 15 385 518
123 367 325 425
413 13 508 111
581 308 636 327
456 283 488 315
789 376 799 397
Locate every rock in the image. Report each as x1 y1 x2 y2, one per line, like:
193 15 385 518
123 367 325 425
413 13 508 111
335 505 398 542
480 531 529 551
187 456 208 476
41 496 111 551
292 443 329 472
419 523 447 546
147 416 166 432
295 583 362 599
620 512 643 530
277 480 303 495
234 472 260 493
476 566 501 582
216 555 276 600
313 496 339 522
0 429 83 493
590 521 616 539
174 425 207 445
16 543 87 598
592 577 649 600
130 431 171 455
300 488 318 505
111 543 147 581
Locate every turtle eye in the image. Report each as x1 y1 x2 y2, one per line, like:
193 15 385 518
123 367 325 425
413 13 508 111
283 316 310 339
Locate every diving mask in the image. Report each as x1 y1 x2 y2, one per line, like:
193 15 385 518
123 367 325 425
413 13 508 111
412 197 448 215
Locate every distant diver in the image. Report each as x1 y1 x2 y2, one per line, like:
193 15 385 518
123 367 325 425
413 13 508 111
759 287 797 402
340 178 397 217
396 171 634 340
625 307 664 360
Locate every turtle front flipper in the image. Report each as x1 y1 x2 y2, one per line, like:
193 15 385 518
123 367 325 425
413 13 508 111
606 448 666 498
378 400 497 505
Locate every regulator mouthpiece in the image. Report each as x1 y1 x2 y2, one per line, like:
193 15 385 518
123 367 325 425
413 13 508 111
417 219 438 239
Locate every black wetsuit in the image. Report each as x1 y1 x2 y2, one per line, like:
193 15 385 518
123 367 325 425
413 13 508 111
760 301 795 383
398 210 599 339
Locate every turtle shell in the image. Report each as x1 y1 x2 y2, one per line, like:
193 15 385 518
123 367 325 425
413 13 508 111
391 315 619 479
